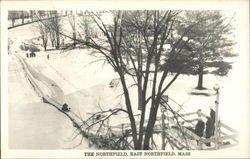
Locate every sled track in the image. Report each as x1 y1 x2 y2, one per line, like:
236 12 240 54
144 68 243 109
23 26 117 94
15 55 95 148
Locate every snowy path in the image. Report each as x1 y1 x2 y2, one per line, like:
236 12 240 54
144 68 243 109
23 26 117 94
9 48 94 149
8 55 72 149
22 56 66 105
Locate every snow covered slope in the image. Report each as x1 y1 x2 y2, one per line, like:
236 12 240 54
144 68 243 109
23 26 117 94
8 18 243 150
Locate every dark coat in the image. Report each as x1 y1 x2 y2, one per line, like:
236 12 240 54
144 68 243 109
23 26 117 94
62 103 70 112
195 120 205 137
205 117 215 138
210 109 215 123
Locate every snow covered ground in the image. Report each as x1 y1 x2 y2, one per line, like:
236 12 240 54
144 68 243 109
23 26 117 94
8 24 98 149
8 18 244 150
26 48 242 128
8 55 97 149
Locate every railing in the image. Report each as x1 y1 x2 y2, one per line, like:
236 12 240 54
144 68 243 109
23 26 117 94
111 106 239 150
166 110 239 150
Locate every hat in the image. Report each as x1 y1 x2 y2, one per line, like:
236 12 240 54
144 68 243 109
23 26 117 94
209 105 215 111
197 109 202 112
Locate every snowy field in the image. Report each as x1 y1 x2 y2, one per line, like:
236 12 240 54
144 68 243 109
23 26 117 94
8 18 244 150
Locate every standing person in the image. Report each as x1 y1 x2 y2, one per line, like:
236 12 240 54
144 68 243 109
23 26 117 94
47 54 49 60
210 107 215 123
205 117 215 146
205 108 215 147
195 109 205 145
195 117 205 137
195 117 205 144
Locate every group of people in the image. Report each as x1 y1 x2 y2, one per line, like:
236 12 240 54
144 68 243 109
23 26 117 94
194 108 215 146
26 51 36 58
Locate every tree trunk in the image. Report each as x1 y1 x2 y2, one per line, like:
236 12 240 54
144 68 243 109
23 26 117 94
73 32 76 47
50 32 55 48
143 97 161 149
56 32 60 49
30 11 33 22
85 21 90 45
42 35 47 51
12 19 15 26
143 115 156 149
197 64 204 89
21 11 24 24
72 15 76 48
119 73 139 150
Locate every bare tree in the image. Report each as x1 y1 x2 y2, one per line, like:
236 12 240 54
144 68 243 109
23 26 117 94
37 20 49 51
47 11 62 49
8 11 19 27
79 13 92 44
68 14 77 47
39 10 233 150
30 10 34 22
82 11 192 149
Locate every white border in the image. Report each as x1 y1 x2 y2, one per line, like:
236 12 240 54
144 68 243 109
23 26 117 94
1 0 249 158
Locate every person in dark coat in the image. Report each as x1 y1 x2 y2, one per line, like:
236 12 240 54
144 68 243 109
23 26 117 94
205 108 216 146
62 103 70 112
205 116 215 146
195 117 205 145
210 108 215 123
195 117 205 137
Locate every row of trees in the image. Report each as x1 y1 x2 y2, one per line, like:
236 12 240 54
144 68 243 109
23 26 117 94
8 11 30 26
36 11 62 50
36 10 95 51
8 10 67 27
37 10 235 149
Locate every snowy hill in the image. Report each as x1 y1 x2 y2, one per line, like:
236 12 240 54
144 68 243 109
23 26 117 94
8 16 244 150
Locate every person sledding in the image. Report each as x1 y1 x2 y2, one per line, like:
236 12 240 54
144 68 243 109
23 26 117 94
62 103 71 112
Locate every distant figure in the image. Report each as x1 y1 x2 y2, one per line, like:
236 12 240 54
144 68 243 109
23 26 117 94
47 54 49 60
26 52 29 58
30 51 36 58
62 103 71 112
